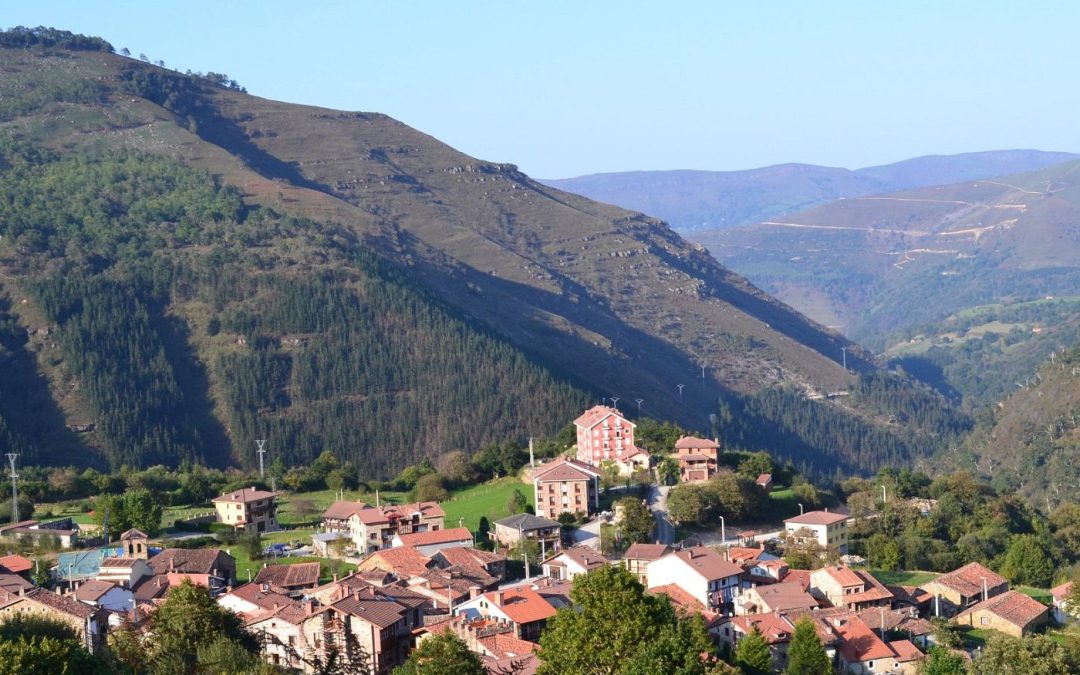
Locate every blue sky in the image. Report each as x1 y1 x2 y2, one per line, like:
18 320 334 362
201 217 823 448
5 1 1078 177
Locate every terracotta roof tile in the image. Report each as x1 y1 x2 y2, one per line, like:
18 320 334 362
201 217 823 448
624 543 670 561
227 582 295 611
667 546 743 581
573 405 633 430
327 587 408 628
730 613 796 644
955 590 1048 628
361 546 434 578
478 633 537 659
835 616 894 663
888 639 923 662
483 587 556 625
674 436 720 450
749 581 820 612
650 583 706 611
784 510 849 526
148 549 233 576
253 561 321 588
930 562 1007 598
0 554 33 574
74 579 116 602
396 527 473 547
322 500 371 520
212 487 277 503
2 588 99 620
1052 581 1073 603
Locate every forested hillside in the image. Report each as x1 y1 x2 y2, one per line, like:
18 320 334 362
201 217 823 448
956 342 1080 505
0 28 968 477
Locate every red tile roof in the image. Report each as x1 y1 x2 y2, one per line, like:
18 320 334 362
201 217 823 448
120 528 148 541
784 510 849 526
955 590 1048 629
1052 581 1073 603
727 546 767 565
212 487 277 503
74 579 117 603
0 554 33 574
253 561 321 588
674 436 719 450
835 616 894 664
327 587 408 628
666 546 743 581
756 473 773 485
888 639 924 663
573 405 633 430
361 546 434 578
533 459 596 483
624 543 670 561
780 568 812 591
552 545 607 571
433 546 505 572
0 588 99 620
478 633 537 659
0 573 32 594
355 501 445 526
225 582 295 613
650 583 706 612
396 527 473 547
730 613 796 644
749 581 819 612
483 587 556 625
322 500 371 520
930 562 1007 598
101 557 142 568
149 549 234 576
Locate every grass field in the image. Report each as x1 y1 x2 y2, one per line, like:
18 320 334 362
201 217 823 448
441 477 533 532
868 569 940 586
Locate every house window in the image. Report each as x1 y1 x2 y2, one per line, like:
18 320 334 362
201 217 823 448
980 616 989 626
868 661 874 670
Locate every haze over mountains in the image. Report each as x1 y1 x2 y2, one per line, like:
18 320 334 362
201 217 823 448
543 150 1079 231
0 30 967 480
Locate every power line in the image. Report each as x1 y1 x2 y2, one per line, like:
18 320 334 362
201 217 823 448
255 439 267 479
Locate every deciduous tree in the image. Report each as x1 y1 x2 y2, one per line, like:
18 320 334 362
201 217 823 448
394 633 486 675
785 616 831 675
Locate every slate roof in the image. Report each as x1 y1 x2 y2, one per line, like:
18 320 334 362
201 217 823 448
253 561 321 588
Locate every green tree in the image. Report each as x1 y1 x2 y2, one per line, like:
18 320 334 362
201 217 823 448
30 560 50 587
507 488 529 515
668 484 707 525
973 633 1072 675
734 625 772 675
123 488 164 535
999 534 1055 587
737 451 773 480
657 457 680 486
922 645 968 675
242 529 263 561
412 474 449 503
196 635 267 674
393 632 486 675
92 493 131 538
0 636 109 675
146 578 257 671
436 451 473 485
617 496 654 544
785 616 831 675
537 565 715 674
0 615 77 643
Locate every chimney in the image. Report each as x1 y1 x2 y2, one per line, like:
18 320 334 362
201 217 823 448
495 591 504 605
306 600 314 616
333 573 338 583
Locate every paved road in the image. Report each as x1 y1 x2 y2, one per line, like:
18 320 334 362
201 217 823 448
648 484 675 545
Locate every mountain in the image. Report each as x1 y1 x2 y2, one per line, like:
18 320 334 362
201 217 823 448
542 151 1078 232
0 29 965 478
699 160 1080 407
954 341 1080 506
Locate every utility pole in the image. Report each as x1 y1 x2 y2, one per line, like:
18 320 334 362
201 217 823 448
5 454 17 525
610 397 619 411
635 399 644 415
676 384 684 403
255 440 267 479
841 347 848 370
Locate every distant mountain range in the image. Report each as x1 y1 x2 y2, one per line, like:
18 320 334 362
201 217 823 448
698 159 1080 407
542 150 1079 231
0 29 966 479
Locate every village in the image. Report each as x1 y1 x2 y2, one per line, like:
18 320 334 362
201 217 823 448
0 404 1074 674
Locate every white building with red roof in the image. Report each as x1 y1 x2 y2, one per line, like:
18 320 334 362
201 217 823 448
647 546 744 613
212 486 279 533
322 500 446 553
532 457 601 519
783 510 850 553
810 565 893 611
454 586 559 641
573 405 650 474
392 526 474 556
